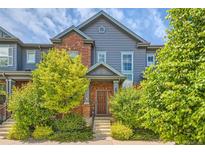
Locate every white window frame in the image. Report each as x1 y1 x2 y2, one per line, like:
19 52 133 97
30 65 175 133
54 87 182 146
26 50 36 64
0 46 13 67
121 51 133 81
147 53 155 66
97 51 106 63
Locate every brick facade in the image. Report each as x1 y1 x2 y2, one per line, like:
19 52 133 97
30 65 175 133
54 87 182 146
53 32 92 68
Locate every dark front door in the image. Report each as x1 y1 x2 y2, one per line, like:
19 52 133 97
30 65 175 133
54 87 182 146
97 91 107 115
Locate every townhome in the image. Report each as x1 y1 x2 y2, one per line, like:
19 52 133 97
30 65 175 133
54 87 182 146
0 11 162 119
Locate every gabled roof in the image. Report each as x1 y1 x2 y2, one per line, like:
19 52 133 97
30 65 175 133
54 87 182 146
0 26 17 38
51 25 93 42
77 10 149 44
86 62 126 80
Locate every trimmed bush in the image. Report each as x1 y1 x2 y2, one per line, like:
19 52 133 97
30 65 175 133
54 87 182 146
52 113 87 132
111 123 133 140
7 124 30 140
32 126 53 140
110 87 142 128
49 128 93 142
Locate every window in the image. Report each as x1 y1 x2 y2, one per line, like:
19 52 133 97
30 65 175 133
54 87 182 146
97 51 106 63
99 25 106 33
121 52 133 81
68 51 79 58
27 50 36 63
0 46 13 66
147 53 155 66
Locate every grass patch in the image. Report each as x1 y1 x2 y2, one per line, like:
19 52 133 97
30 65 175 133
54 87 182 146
130 128 159 141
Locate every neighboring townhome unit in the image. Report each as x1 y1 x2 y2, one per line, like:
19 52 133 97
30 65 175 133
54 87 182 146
0 11 162 119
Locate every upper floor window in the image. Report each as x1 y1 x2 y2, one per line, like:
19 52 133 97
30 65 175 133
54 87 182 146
121 52 133 81
147 53 155 66
0 46 13 66
27 50 36 64
97 51 106 63
68 51 79 58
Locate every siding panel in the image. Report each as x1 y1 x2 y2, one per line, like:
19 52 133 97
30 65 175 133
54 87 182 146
81 16 146 83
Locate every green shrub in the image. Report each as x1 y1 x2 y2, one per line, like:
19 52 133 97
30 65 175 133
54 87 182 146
110 87 142 128
131 128 159 141
8 83 54 130
52 113 87 132
7 124 30 140
32 126 53 140
111 123 133 140
49 128 93 142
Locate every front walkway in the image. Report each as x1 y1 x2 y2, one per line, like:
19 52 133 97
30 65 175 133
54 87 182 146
0 137 175 145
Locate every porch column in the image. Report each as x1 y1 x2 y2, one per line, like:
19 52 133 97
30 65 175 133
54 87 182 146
113 80 119 94
6 79 15 95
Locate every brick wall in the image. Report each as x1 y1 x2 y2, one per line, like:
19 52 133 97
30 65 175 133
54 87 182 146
53 32 92 68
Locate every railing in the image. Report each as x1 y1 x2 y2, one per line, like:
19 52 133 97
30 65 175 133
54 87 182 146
91 103 96 129
0 103 11 124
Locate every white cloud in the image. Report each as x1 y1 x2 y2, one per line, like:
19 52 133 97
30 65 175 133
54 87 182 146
148 9 166 40
0 9 167 44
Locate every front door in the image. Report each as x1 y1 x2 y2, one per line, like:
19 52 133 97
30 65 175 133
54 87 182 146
97 91 107 115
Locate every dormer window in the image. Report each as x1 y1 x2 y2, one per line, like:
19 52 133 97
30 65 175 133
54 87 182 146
99 25 106 33
27 50 36 64
0 46 13 66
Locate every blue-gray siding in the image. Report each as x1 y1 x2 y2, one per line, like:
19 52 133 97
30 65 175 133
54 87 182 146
81 16 146 83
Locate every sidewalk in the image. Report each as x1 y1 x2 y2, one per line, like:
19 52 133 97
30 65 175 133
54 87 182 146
0 137 175 145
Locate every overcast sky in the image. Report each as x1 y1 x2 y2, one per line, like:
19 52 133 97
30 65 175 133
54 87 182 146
0 8 169 44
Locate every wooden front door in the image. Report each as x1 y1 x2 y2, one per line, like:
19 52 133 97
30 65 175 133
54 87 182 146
97 91 107 115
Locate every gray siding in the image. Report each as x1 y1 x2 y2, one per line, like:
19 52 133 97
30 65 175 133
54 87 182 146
81 16 146 83
0 43 17 71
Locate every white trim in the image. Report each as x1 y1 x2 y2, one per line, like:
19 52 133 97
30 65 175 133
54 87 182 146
147 53 155 66
0 46 14 67
97 51 106 63
121 51 133 81
26 50 36 64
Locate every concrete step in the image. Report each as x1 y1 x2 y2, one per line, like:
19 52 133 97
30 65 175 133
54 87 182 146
94 119 110 122
0 127 12 131
0 136 6 139
0 124 13 128
94 125 111 129
94 121 110 125
94 117 112 120
94 131 111 135
0 131 9 136
1 123 13 127
94 127 111 131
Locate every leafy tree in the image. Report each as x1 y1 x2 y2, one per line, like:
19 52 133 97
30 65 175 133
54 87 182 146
32 49 89 113
8 48 90 141
140 9 205 144
110 87 142 128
